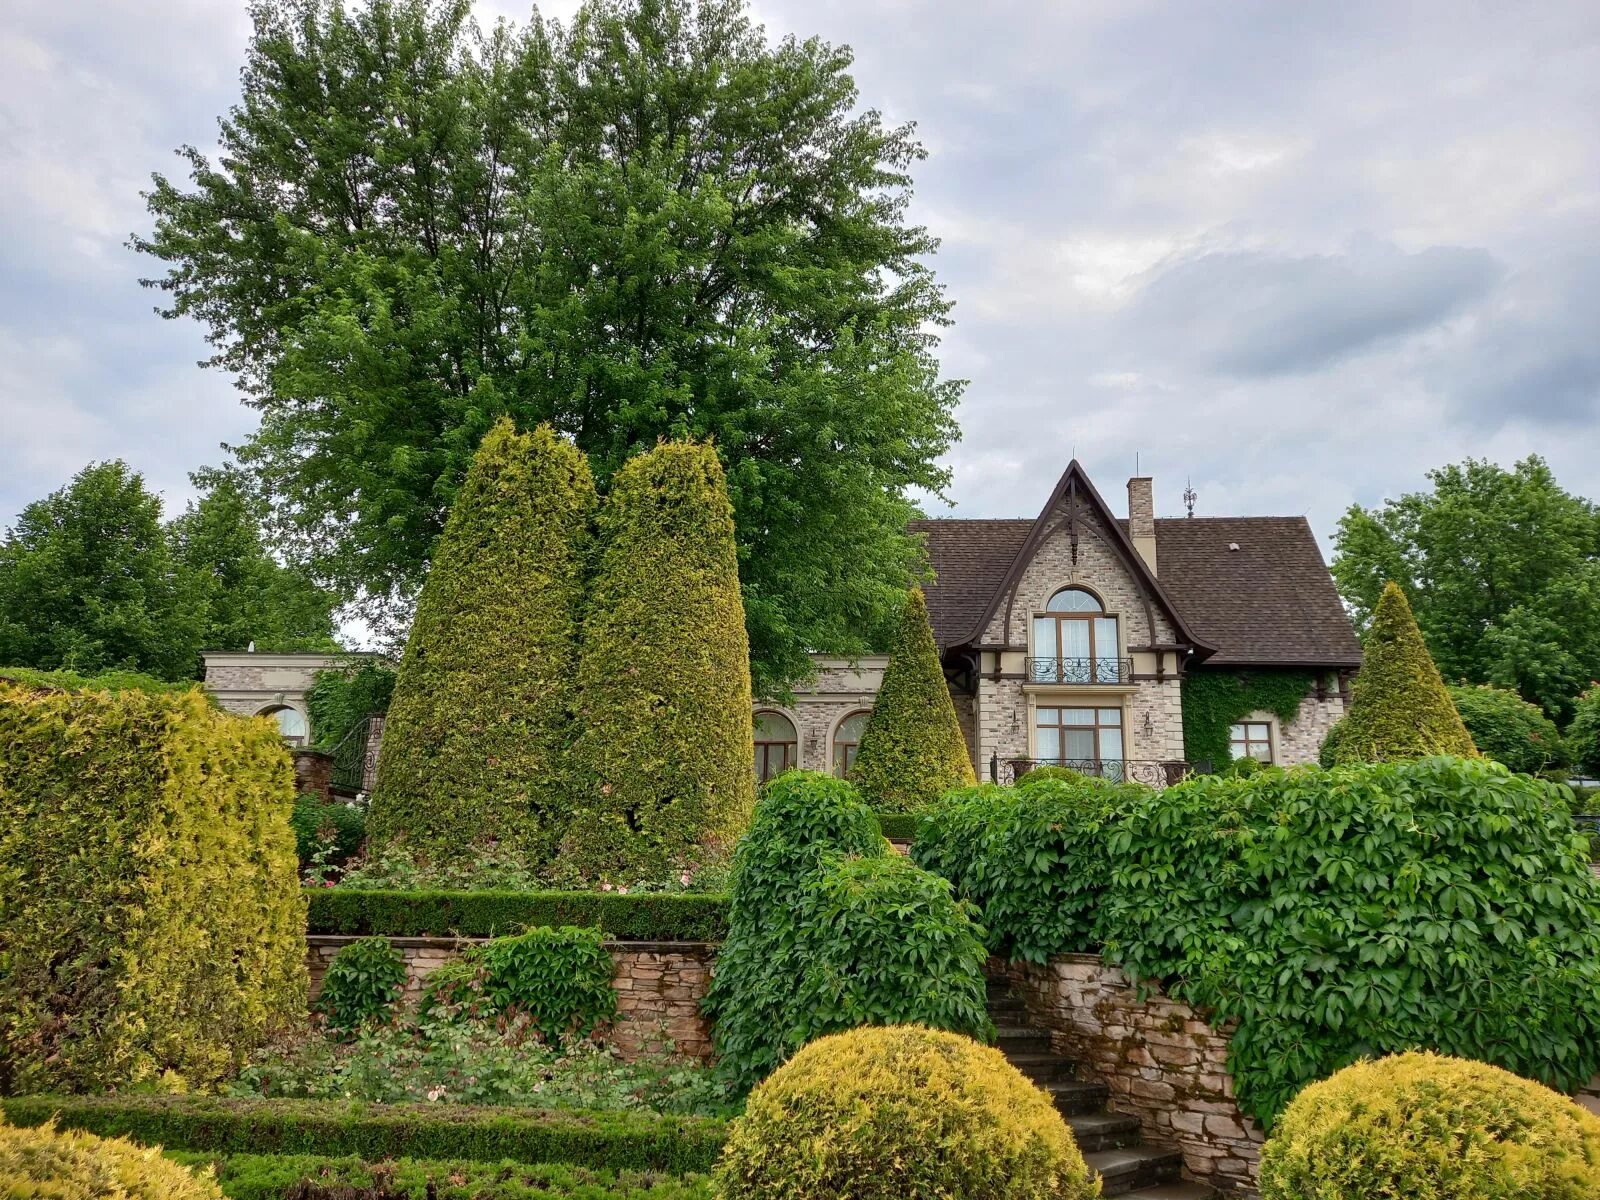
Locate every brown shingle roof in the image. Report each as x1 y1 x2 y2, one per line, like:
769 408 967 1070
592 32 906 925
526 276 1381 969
909 513 1361 668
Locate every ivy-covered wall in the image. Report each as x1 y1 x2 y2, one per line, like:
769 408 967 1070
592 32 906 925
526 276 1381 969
1181 667 1320 771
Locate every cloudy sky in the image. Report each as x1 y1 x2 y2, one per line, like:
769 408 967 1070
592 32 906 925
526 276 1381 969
3 0 1598 551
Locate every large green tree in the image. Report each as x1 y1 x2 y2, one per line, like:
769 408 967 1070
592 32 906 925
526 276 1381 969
135 0 959 694
1333 456 1600 720
0 462 205 680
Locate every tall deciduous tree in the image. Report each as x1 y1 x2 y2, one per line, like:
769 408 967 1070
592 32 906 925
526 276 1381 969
850 587 975 810
1332 456 1600 719
368 420 596 860
135 0 959 694
567 440 755 878
0 462 205 680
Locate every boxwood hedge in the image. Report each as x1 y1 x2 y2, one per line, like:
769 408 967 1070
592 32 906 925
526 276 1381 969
305 890 728 942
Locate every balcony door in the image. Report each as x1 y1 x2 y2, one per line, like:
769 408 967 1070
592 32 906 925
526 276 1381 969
1035 706 1124 774
1031 587 1121 684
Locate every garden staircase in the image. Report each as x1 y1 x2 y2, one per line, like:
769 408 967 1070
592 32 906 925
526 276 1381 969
987 977 1217 1199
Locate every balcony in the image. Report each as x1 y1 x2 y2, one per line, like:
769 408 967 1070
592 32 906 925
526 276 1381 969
998 757 1191 788
1024 657 1134 685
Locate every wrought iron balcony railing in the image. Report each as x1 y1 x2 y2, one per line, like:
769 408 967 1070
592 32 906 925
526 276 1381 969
1024 657 1134 685
996 757 1192 788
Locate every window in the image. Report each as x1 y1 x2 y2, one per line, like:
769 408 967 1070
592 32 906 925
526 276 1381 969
1035 706 1123 773
261 705 308 747
754 711 798 783
1030 587 1122 683
833 710 871 777
1230 721 1274 763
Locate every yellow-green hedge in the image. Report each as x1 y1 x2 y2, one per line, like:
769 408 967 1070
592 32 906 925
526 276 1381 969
0 681 307 1093
1259 1051 1600 1199
714 1025 1095 1200
0 1115 222 1198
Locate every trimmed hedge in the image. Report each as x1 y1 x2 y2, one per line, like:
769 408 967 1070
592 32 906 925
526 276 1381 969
873 811 920 841
164 1152 714 1200
369 420 596 862
0 1096 727 1175
0 682 306 1093
567 441 755 878
305 890 728 941
850 588 975 811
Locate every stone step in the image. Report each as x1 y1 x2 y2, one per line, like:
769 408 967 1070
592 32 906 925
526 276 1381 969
1065 1109 1143 1152
993 1024 1053 1055
1119 1184 1220 1200
1004 1051 1079 1083
1040 1077 1111 1115
1084 1145 1185 1196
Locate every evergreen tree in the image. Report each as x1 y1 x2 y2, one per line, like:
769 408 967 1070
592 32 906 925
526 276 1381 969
850 588 975 810
1321 582 1478 766
368 420 595 859
567 441 754 877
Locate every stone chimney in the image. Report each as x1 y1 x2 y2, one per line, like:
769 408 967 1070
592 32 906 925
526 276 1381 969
1128 476 1157 576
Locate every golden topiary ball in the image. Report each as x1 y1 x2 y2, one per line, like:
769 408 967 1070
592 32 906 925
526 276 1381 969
0 1116 223 1198
1260 1051 1600 1200
714 1024 1097 1200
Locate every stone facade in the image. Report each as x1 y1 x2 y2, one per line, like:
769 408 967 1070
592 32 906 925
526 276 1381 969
1264 688 1348 766
756 656 886 776
306 934 715 1061
1001 954 1264 1192
293 750 333 802
202 650 347 739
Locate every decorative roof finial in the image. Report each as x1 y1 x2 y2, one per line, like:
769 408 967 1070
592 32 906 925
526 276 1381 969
1183 479 1197 519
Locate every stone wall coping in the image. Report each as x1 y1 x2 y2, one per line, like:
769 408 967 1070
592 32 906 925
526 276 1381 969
307 933 718 954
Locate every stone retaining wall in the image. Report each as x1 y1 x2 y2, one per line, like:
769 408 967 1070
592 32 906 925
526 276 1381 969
1000 953 1263 1193
307 935 716 1061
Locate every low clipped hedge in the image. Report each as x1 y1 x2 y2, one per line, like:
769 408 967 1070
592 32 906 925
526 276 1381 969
873 811 920 841
306 889 728 941
165 1152 714 1200
1 1096 726 1175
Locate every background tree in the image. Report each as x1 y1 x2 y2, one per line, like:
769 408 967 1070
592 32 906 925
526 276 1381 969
1320 582 1477 766
850 587 975 810
368 420 596 860
169 476 339 653
567 440 755 877
1568 685 1600 779
136 0 960 694
1332 457 1600 720
1446 683 1566 775
0 462 204 680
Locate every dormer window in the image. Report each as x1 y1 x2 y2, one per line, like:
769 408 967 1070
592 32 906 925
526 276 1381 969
1030 587 1123 684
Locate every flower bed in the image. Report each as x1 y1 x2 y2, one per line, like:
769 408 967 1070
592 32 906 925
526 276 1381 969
305 889 728 941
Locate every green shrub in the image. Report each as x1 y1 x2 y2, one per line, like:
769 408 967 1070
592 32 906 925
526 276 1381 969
714 1025 1095 1200
872 810 920 841
473 927 618 1042
317 937 408 1032
1321 582 1476 765
305 889 729 941
849 588 975 811
0 1116 223 1198
704 772 990 1092
0 682 306 1093
568 442 755 878
1448 682 1567 774
1259 1051 1600 1200
915 776 1145 963
369 420 596 862
305 656 395 749
1100 756 1600 1125
0 1095 726 1174
290 793 366 868
1013 763 1083 787
1569 683 1600 777
164 1152 715 1200
0 664 212 698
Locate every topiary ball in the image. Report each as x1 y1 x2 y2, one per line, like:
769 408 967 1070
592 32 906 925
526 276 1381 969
1260 1051 1600 1199
714 1025 1097 1200
0 1116 223 1198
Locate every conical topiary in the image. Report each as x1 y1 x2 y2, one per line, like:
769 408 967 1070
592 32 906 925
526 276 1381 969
850 587 976 810
1320 581 1478 765
368 420 596 860
564 441 755 877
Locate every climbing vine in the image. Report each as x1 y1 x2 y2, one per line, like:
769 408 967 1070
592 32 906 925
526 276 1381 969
1181 668 1321 771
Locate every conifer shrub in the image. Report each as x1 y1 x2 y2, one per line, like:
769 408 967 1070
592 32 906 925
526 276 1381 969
567 441 754 878
1101 756 1600 1125
1259 1052 1600 1200
915 776 1146 963
714 1025 1096 1200
704 773 990 1092
849 588 975 811
0 681 306 1093
317 937 408 1032
368 420 596 862
1448 682 1567 774
0 1116 223 1198
1319 581 1476 765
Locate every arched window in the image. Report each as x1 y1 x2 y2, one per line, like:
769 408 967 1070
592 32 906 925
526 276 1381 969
832 710 872 777
1031 587 1122 683
753 711 798 784
260 705 308 746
